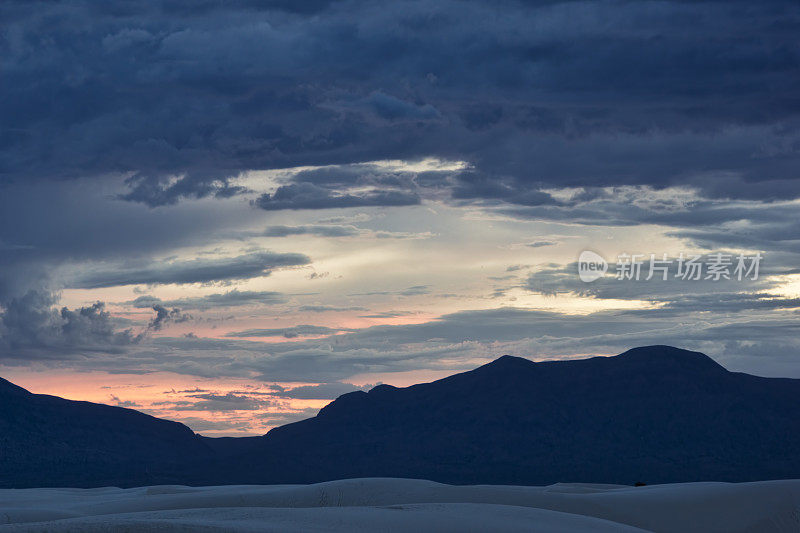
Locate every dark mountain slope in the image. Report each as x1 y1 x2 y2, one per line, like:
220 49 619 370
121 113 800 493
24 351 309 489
221 346 800 485
2 346 798 488
0 376 213 488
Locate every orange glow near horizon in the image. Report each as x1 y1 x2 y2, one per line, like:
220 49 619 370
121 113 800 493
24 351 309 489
0 367 331 437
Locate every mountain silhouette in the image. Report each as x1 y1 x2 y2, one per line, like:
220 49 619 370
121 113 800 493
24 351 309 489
1 346 799 488
215 346 800 485
0 375 213 488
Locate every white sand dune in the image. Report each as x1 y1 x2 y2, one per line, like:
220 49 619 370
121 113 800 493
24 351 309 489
0 478 798 532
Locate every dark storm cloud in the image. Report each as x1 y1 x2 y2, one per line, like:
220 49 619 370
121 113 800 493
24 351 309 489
499 191 800 253
357 91 441 121
449 170 560 207
72 250 311 288
253 162 429 211
120 174 249 207
254 183 419 211
2 0 800 374
666 223 800 254
2 0 799 204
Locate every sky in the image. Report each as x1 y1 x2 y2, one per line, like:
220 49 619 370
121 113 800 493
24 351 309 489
2 0 800 436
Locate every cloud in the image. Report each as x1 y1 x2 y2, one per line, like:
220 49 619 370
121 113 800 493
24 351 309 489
109 394 140 408
264 224 362 237
0 176 310 361
129 290 287 310
450 171 560 207
2 0 800 380
272 382 366 399
400 285 430 296
254 182 420 211
496 187 800 253
358 91 441 121
254 408 322 428
147 305 192 331
262 223 432 240
72 250 311 288
359 311 419 318
167 416 254 433
224 325 349 338
298 305 368 312
0 290 141 360
182 392 271 412
119 174 249 207
524 257 777 300
4 0 797 205
24 296 800 382
351 285 430 297
153 391 279 412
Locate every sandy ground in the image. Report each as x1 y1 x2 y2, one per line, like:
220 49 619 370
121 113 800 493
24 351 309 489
0 477 798 532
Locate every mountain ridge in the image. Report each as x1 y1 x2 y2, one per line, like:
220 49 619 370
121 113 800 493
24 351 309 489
236 345 799 486
1 345 799 488
0 375 213 488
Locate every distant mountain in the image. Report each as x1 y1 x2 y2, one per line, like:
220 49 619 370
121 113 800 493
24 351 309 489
217 346 800 486
2 346 799 488
0 375 212 488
